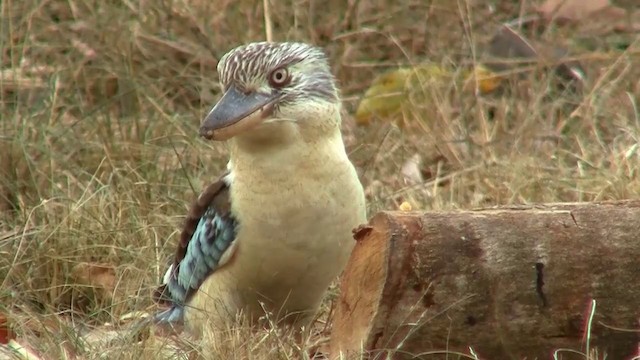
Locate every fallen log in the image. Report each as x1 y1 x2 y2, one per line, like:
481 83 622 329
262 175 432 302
330 201 640 360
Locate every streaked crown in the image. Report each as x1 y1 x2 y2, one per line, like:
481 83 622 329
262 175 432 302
217 42 339 105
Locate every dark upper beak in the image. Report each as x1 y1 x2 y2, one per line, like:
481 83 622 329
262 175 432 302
199 85 279 141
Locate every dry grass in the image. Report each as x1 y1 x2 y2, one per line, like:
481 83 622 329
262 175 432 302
0 0 638 359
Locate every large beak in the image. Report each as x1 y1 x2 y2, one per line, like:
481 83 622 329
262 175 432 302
199 86 279 141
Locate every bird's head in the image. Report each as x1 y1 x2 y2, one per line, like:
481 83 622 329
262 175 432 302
200 42 341 143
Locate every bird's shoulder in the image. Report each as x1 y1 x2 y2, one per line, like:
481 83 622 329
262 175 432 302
174 173 234 266
154 172 238 307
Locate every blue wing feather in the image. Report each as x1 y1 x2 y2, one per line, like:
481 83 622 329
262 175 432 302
175 209 236 295
154 175 237 323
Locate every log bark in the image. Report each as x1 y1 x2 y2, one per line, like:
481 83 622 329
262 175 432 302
330 200 640 360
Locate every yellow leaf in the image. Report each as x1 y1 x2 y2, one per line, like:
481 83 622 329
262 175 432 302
398 201 413 212
355 64 501 127
464 64 503 95
355 64 453 126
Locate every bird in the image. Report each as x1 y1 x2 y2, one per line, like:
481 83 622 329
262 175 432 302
153 41 367 335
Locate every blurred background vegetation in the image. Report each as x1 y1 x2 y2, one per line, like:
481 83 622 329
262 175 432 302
0 0 638 358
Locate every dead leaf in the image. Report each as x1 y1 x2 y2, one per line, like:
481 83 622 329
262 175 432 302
485 24 586 88
355 64 500 127
398 201 413 212
464 64 504 94
537 0 632 34
538 0 611 22
354 64 452 126
487 25 538 70
0 314 12 345
71 262 117 301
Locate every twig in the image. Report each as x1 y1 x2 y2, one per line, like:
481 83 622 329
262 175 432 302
263 0 273 42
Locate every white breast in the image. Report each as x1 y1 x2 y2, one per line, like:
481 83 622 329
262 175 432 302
227 131 366 316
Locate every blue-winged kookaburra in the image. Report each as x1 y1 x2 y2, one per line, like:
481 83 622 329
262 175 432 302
154 42 367 333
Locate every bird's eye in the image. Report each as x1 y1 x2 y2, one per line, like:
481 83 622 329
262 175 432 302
269 68 290 88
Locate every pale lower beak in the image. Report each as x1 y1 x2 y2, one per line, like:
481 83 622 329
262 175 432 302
199 86 279 141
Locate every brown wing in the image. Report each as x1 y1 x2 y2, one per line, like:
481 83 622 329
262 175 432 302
153 172 237 311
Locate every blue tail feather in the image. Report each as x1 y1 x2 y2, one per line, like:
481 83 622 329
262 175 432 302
153 305 185 324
